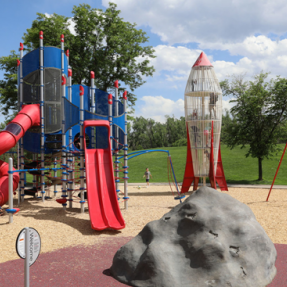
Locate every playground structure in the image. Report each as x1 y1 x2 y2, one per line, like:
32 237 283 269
0 31 128 230
0 35 228 231
181 52 228 193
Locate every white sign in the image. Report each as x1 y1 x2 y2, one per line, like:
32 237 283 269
16 228 41 266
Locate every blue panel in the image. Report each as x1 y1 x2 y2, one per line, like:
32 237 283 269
23 130 41 153
72 84 90 111
44 47 68 76
113 99 124 116
95 89 109 115
84 110 108 121
22 49 39 78
112 125 124 151
64 98 80 133
113 113 125 131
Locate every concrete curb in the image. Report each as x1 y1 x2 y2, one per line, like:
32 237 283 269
119 183 287 189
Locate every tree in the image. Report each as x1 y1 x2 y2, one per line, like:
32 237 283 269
165 115 186 146
0 3 155 117
221 109 232 144
128 115 187 150
221 72 287 180
129 116 152 150
0 51 19 118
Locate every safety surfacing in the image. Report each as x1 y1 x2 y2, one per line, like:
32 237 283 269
0 237 286 286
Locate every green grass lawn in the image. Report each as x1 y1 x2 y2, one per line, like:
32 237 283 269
118 144 287 185
17 144 287 185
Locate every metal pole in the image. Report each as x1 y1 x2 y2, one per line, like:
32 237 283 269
61 34 67 209
24 227 30 287
90 71 95 148
53 156 57 197
114 81 120 197
67 68 73 208
17 54 21 205
8 158 13 224
20 42 25 203
108 94 113 149
39 31 45 202
79 86 85 213
202 94 206 185
266 143 287 201
123 91 129 209
32 154 36 191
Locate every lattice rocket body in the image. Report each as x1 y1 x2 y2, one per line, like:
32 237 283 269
184 52 222 177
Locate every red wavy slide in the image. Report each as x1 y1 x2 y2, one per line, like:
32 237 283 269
84 120 125 230
0 104 40 206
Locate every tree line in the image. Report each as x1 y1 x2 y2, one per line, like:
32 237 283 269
128 116 187 150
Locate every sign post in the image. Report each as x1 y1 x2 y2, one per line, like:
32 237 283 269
16 227 41 287
25 227 29 286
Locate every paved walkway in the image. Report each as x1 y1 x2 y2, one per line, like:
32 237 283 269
0 237 286 286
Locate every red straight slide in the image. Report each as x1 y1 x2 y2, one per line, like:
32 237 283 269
84 120 125 230
0 104 40 206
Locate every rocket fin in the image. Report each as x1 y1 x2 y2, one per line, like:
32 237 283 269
193 177 199 190
181 124 195 193
215 143 228 191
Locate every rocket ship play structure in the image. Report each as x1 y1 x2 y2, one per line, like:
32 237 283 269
181 52 228 193
0 32 127 230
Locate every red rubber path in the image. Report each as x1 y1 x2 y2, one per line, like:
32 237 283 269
0 238 286 286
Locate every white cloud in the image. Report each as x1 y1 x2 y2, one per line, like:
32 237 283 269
134 95 236 122
147 37 287 84
147 45 251 83
135 96 184 123
102 0 287 45
150 45 203 77
200 35 287 59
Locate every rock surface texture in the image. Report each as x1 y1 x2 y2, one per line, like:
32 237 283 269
110 186 277 287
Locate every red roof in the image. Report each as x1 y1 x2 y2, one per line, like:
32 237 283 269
192 52 213 68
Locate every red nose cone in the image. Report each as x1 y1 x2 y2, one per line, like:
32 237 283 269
17 59 20 66
123 91 127 100
68 69 72 77
62 76 66 85
108 94 113 104
114 80 119 88
20 43 24 51
80 85 84 96
90 71 95 79
192 52 213 68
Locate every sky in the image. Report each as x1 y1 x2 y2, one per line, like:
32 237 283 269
1 0 287 123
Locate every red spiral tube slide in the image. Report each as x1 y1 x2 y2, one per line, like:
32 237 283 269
0 104 40 206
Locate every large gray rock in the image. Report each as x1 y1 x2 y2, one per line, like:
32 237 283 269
110 186 277 287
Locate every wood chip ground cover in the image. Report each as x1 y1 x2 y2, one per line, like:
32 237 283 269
0 186 285 264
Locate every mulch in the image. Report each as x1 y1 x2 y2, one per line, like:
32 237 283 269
0 237 286 286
